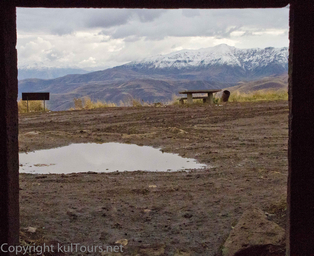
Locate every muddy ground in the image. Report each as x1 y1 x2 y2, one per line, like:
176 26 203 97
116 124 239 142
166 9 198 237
18 101 289 256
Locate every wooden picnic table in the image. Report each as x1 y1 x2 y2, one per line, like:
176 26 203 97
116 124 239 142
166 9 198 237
178 89 222 104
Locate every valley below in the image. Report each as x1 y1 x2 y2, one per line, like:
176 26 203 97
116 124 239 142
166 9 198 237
19 100 288 255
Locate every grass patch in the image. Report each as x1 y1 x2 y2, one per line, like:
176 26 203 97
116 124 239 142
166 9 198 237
70 97 157 110
18 99 48 113
228 89 288 102
68 89 287 111
71 96 117 110
131 98 143 107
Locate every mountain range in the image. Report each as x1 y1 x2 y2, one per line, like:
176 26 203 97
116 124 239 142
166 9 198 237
18 44 288 111
18 67 89 80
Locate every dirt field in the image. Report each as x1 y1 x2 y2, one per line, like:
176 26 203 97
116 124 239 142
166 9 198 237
18 101 289 256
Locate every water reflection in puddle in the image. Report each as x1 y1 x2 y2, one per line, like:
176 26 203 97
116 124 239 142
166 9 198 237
19 143 207 174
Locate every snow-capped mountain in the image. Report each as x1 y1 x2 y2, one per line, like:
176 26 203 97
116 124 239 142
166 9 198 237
125 44 288 79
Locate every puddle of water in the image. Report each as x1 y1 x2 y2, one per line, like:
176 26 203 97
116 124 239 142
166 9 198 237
19 143 207 174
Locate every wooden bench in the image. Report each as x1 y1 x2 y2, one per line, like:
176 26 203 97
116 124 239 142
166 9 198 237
178 89 222 104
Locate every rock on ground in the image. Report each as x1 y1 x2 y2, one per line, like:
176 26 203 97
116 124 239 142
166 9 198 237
222 207 285 256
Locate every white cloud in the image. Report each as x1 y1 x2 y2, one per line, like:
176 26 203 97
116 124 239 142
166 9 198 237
17 7 289 70
252 29 286 36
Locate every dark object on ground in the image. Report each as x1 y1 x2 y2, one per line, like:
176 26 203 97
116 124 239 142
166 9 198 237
221 90 231 102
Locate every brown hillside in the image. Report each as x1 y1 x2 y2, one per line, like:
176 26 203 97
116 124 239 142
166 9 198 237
222 74 288 94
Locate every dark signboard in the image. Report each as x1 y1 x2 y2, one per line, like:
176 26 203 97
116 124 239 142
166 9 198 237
22 92 50 101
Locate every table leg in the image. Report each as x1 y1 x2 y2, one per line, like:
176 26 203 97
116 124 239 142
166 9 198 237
187 93 193 104
205 93 214 104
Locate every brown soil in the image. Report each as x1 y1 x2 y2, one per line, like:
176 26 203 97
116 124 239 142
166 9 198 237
18 101 288 256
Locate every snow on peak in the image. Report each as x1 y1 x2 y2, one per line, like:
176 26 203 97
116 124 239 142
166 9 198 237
127 44 288 71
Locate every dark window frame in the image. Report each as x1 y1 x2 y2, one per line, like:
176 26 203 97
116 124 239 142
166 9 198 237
1 1 314 255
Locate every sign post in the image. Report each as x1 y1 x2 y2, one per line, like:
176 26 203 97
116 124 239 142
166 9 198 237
22 92 50 113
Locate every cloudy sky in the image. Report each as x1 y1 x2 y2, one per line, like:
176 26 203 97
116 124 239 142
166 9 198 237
17 7 289 70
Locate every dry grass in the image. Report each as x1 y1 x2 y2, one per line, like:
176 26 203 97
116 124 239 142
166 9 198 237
70 97 150 110
170 94 181 105
131 99 143 107
68 90 288 111
71 97 117 110
18 99 47 113
228 89 288 102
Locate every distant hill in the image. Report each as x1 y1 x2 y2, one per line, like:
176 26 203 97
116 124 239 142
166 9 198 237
220 74 288 95
18 44 288 111
19 78 225 111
